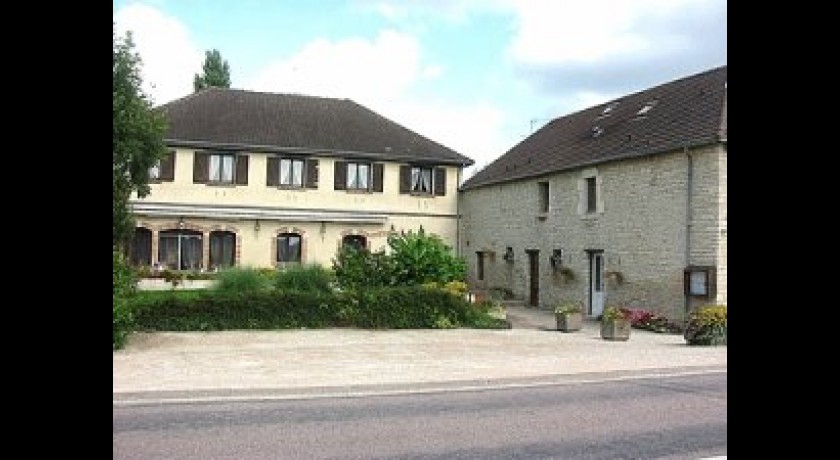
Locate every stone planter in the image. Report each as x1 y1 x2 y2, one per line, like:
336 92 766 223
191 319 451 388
555 312 583 332
600 318 631 341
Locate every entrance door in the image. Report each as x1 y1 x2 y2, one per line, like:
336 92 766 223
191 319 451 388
527 250 539 307
588 251 605 316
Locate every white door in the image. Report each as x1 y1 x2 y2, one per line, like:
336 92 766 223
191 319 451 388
589 252 605 316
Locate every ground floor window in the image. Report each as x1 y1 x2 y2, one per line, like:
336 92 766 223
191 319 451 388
277 233 302 263
476 251 485 281
159 230 203 270
130 227 152 266
342 234 367 251
209 231 236 270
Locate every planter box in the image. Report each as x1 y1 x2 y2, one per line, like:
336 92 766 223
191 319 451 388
600 319 631 341
556 312 583 332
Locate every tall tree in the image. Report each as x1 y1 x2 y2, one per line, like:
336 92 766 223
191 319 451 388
193 49 231 92
113 26 168 249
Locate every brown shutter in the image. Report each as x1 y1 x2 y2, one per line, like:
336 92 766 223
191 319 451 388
193 152 209 183
372 163 384 193
160 150 175 181
399 165 410 194
266 157 279 186
235 155 249 185
306 159 319 189
334 161 347 190
434 167 446 196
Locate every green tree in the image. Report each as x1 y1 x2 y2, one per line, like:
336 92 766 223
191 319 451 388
113 26 168 249
193 49 231 92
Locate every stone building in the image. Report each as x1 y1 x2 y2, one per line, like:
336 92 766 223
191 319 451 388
459 66 727 321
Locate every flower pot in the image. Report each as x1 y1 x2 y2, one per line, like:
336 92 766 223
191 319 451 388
600 318 631 341
556 312 583 332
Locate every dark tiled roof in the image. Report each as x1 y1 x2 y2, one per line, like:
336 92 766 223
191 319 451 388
461 65 727 190
158 89 473 166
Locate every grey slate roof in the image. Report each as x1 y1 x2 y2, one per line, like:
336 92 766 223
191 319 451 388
159 88 474 166
461 65 727 190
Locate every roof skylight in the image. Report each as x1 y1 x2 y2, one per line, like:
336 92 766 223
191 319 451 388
637 100 658 116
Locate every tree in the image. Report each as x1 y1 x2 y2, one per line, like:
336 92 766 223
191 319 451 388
193 49 231 92
113 26 168 249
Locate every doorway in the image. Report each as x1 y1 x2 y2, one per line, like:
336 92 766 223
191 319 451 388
588 250 605 316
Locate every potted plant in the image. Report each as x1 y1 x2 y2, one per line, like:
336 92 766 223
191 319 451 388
600 305 631 340
684 305 727 346
554 302 583 332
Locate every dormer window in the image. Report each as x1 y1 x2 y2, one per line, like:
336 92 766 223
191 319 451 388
637 100 658 116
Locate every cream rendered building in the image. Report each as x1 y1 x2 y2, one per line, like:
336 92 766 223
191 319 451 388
128 89 473 271
459 66 727 322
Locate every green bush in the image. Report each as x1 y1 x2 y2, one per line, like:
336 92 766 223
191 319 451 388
213 266 273 294
684 305 727 345
113 250 136 350
332 246 395 290
274 264 335 292
387 228 466 285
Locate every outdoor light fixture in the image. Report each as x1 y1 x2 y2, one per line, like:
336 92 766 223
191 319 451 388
178 217 185 229
254 219 260 231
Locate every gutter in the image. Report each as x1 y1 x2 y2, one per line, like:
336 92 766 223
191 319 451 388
684 145 693 314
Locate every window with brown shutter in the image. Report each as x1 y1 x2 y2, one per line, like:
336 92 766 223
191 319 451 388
334 161 347 190
306 159 319 189
399 165 410 194
235 155 249 185
266 157 279 186
434 167 446 196
193 152 209 183
372 163 383 193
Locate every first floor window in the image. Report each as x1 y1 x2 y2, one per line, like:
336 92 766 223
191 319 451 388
277 233 302 263
130 228 152 266
210 153 235 183
280 158 304 187
158 230 203 270
476 251 485 281
586 177 597 213
347 162 371 190
148 162 161 180
411 166 433 194
209 231 236 270
342 234 367 251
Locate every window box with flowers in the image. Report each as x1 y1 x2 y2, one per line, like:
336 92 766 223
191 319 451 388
554 302 583 332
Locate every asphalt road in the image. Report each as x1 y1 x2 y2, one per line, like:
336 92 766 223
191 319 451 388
113 370 727 460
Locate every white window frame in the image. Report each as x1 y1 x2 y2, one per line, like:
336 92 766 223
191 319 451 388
279 158 305 187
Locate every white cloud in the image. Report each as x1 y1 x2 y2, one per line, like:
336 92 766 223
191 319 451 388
505 0 712 65
247 30 440 107
113 3 203 105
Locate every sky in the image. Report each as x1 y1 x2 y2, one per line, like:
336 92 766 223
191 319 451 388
113 0 727 180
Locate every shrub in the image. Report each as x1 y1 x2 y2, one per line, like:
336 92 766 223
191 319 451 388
387 228 466 285
684 305 727 345
213 266 273 294
626 308 683 333
113 250 136 350
274 264 335 292
332 246 395 290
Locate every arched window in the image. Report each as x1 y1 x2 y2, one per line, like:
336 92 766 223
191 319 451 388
209 231 236 270
277 233 302 263
159 229 203 270
342 234 367 251
130 228 152 267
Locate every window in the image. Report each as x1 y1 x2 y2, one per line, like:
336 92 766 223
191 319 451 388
277 233 302 263
267 157 318 189
280 158 304 187
209 231 236 270
476 252 485 281
399 165 446 196
149 151 175 182
342 234 367 251
538 182 549 213
194 151 248 185
586 177 597 213
210 153 235 183
130 228 152 266
158 230 203 270
346 162 371 190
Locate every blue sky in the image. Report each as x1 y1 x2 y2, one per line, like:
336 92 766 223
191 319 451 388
113 0 727 179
